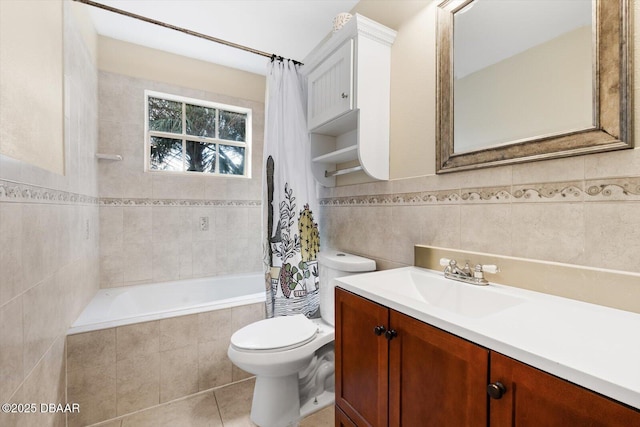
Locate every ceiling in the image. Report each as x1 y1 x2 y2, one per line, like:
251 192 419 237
83 0 360 76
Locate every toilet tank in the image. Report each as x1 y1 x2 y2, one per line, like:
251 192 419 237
317 251 376 326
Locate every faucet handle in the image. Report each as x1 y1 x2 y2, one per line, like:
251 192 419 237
478 264 500 274
439 258 452 267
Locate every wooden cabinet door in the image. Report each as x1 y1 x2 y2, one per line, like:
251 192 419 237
490 352 640 427
335 288 389 426
335 405 358 427
307 40 354 130
389 311 489 427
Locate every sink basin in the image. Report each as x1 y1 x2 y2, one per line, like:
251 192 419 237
345 267 525 318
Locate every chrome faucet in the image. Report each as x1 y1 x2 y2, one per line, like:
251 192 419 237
439 258 499 286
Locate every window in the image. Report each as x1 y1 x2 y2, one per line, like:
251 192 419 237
145 91 251 177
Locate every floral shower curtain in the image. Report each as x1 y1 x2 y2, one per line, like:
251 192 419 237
263 58 321 319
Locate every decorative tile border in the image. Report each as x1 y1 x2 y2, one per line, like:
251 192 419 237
320 177 640 206
0 180 98 205
0 180 262 207
99 198 261 207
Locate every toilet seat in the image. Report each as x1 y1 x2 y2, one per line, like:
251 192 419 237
230 314 319 352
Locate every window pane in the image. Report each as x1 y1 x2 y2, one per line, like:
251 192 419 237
186 104 216 138
219 110 246 141
186 141 216 173
150 137 183 171
148 97 182 134
219 145 245 175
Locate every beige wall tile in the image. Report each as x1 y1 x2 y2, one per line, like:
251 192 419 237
21 337 66 427
459 204 512 255
511 203 585 265
584 202 640 272
67 328 116 371
231 303 266 333
0 203 23 305
198 308 232 344
116 353 160 415
152 243 182 282
123 207 151 243
67 359 117 427
159 314 198 352
198 340 233 390
123 242 153 283
0 297 24 402
22 276 62 375
116 321 159 361
160 346 198 402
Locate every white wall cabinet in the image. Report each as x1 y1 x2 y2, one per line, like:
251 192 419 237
302 14 396 186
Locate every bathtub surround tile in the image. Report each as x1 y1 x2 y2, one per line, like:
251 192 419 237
159 314 199 352
123 241 153 283
116 353 161 415
0 297 24 402
152 243 183 283
160 345 199 403
123 206 152 243
21 336 66 427
22 276 64 375
66 303 265 424
116 321 160 361
67 329 116 371
198 340 233 390
0 202 23 305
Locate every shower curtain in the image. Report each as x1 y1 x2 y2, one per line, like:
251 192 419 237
263 58 321 319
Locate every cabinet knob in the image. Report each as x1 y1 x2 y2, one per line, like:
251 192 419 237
487 382 506 400
373 325 386 336
341 92 349 99
385 329 398 341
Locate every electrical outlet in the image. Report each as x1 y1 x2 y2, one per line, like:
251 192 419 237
200 216 209 231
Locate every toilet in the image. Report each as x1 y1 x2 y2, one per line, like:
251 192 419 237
227 251 376 427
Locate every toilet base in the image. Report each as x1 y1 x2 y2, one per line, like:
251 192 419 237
250 374 301 427
300 389 334 419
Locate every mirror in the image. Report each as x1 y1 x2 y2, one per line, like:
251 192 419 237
436 0 632 173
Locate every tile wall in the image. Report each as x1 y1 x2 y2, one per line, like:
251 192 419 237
66 302 264 427
0 2 100 426
97 72 264 288
319 151 640 312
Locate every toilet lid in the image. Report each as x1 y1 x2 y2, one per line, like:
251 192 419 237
230 314 318 352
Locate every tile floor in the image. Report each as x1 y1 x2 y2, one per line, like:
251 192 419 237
89 378 334 427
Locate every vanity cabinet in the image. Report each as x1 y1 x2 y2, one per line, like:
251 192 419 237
335 288 488 426
490 352 640 427
301 14 396 186
335 288 640 426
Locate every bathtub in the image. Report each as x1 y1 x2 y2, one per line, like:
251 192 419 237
68 272 265 334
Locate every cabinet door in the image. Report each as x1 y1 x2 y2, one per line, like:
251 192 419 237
389 311 489 427
307 40 353 130
335 405 358 427
490 352 640 427
335 288 389 426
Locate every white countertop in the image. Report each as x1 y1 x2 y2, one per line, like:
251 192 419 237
335 266 640 409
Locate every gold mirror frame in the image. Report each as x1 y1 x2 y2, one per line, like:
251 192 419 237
436 0 633 174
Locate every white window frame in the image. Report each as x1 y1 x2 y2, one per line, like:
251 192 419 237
144 90 252 178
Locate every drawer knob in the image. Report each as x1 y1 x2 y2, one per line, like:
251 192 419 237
373 325 386 336
487 382 506 399
385 329 398 341
341 92 349 99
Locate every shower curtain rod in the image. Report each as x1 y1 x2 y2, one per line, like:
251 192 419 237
73 0 302 65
